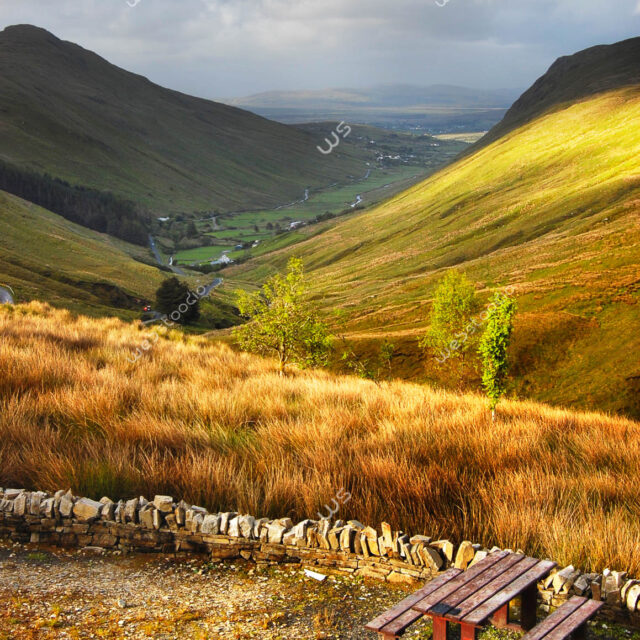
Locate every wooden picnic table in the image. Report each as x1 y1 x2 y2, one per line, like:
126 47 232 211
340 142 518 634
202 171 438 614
411 550 557 640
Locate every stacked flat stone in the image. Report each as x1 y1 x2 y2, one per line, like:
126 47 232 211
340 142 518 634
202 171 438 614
0 488 637 626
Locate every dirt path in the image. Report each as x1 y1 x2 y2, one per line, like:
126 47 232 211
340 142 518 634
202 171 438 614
0 542 416 640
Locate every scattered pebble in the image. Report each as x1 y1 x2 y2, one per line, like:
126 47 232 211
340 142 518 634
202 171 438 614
0 541 411 639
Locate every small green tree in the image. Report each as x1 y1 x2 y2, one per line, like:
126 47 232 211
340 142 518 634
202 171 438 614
420 271 478 364
155 277 200 324
234 257 331 374
478 293 517 420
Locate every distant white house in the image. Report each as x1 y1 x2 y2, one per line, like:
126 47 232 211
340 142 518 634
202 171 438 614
211 254 234 266
288 221 305 231
157 217 170 222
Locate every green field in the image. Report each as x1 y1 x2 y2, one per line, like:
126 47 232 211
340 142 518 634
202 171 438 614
434 132 487 144
173 125 466 266
229 87 640 417
173 165 429 265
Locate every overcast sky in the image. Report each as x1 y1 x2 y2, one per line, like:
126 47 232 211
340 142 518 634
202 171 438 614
1 0 640 98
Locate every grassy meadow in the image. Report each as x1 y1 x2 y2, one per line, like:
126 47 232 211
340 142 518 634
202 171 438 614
2 302 640 576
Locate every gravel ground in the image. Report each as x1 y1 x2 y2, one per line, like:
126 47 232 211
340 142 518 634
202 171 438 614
0 541 419 640
0 542 635 640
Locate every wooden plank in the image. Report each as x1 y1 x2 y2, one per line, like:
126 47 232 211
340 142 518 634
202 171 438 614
433 553 527 618
491 604 509 628
542 599 603 640
365 568 462 631
412 551 510 615
463 559 557 626
444 556 539 621
517 597 587 640
460 623 478 640
520 583 538 630
379 608 423 637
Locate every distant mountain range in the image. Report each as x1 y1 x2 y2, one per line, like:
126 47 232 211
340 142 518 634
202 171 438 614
224 84 521 132
226 84 521 110
0 25 364 215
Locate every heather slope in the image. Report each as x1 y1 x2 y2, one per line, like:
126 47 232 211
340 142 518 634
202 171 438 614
229 86 640 416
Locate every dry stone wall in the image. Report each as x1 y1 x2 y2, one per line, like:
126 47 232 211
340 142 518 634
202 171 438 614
1 488 638 627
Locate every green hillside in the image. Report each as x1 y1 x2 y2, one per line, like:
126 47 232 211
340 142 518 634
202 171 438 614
0 190 164 315
472 37 640 152
229 86 640 417
0 25 365 214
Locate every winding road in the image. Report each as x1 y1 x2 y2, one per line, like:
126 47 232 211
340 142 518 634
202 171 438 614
0 286 14 305
149 235 186 275
200 277 223 297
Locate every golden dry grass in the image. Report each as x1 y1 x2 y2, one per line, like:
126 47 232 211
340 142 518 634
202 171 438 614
1 303 639 575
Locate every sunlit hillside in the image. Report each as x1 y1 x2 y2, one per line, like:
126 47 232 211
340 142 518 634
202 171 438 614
230 87 640 416
0 190 163 314
2 303 639 575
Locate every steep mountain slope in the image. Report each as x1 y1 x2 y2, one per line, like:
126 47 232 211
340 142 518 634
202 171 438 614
0 25 364 214
473 37 640 151
230 85 640 417
0 189 163 314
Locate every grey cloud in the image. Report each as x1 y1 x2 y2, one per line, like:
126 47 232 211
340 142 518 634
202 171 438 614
0 0 639 96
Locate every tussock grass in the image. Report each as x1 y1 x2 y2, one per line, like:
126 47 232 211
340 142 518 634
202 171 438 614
1 303 639 574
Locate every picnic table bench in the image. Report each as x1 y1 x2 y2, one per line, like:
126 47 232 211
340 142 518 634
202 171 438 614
366 550 557 639
365 569 463 639
522 596 603 640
